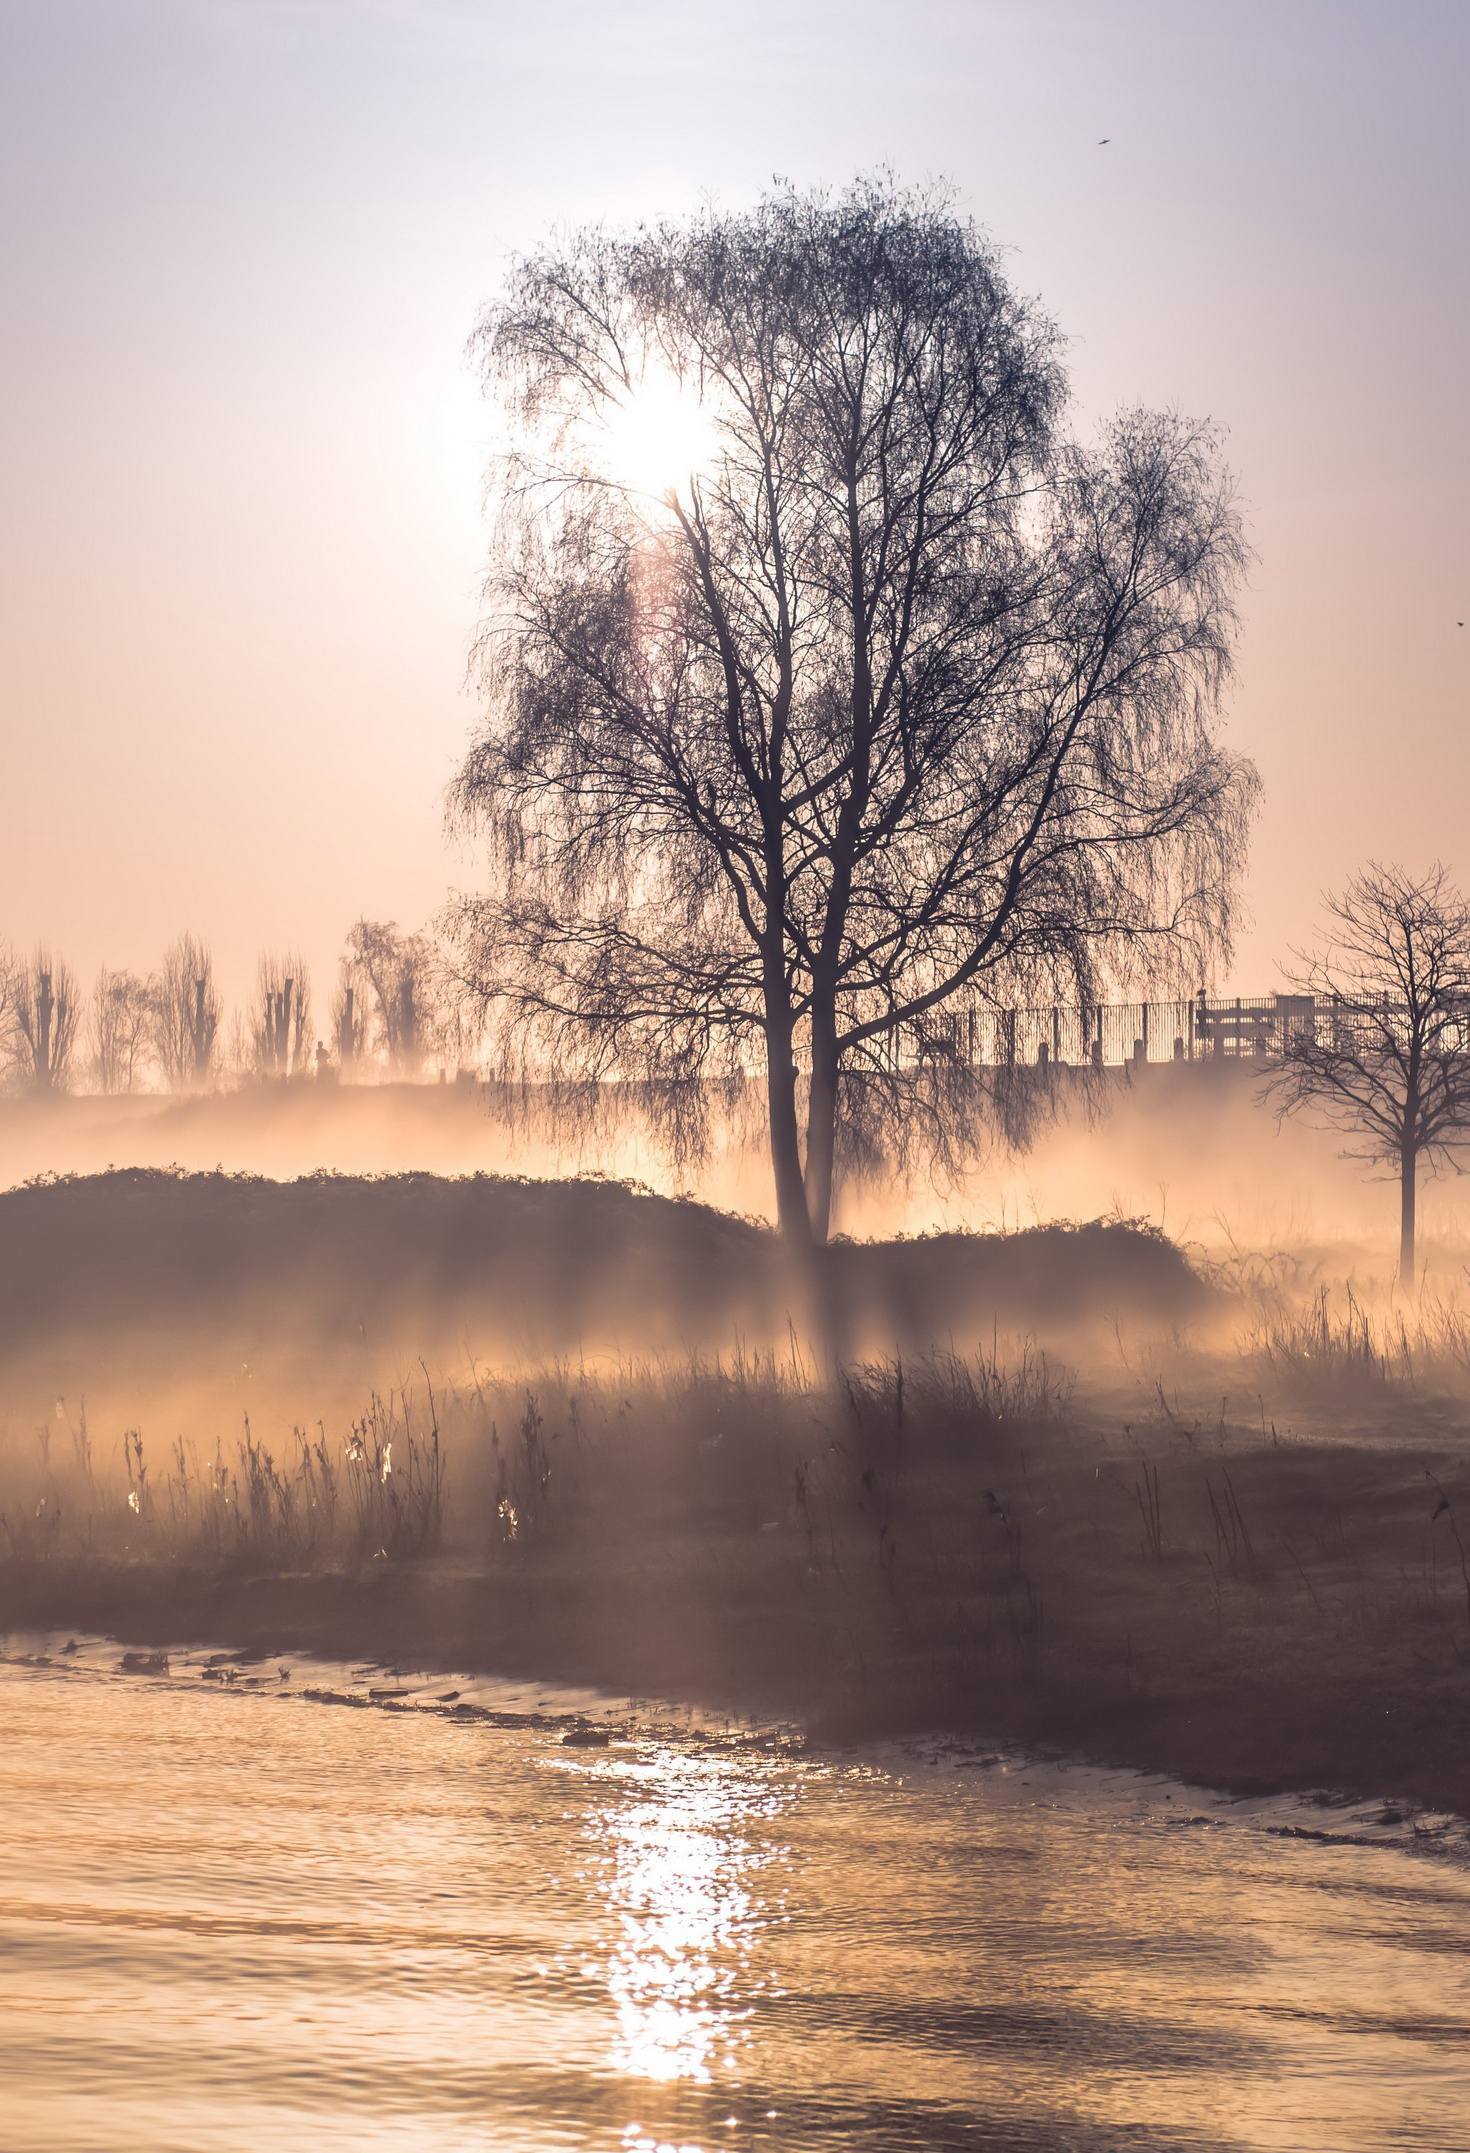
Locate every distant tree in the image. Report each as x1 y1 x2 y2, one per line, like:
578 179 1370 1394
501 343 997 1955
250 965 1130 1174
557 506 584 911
434 970 486 1080
330 960 370 1076
90 968 156 1093
1268 863 1470 1289
249 952 312 1078
451 175 1256 1247
9 947 80 1093
154 934 221 1090
343 919 439 1077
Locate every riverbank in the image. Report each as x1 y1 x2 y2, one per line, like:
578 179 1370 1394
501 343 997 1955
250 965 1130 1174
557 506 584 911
4 1168 1468 1816
5 1390 1468 1816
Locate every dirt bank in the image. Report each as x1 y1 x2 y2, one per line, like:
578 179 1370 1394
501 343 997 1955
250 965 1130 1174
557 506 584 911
5 1167 1465 1815
5 1411 1467 1817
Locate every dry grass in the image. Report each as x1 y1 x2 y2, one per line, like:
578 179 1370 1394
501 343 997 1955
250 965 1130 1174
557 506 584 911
4 1169 1470 1811
4 1327 1470 1811
1243 1283 1470 1391
0 1341 1068 1573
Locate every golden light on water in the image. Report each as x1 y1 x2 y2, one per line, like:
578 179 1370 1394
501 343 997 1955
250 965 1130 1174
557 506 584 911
587 1747 785 2091
5 1657 1470 2150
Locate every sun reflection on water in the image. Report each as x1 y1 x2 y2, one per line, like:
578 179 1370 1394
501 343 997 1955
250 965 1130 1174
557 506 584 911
583 1745 791 2093
9 1653 1470 2153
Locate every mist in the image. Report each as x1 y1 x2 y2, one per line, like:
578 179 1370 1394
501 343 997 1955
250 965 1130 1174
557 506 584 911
5 1060 1467 1261
5 10 1470 2141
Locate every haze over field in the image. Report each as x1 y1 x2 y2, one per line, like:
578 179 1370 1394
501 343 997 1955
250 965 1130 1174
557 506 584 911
2 0 1467 1013
5 11 1470 2146
5 1071 1470 1258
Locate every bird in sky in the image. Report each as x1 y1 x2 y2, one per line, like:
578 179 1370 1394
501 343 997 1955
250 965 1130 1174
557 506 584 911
1098 136 1111 145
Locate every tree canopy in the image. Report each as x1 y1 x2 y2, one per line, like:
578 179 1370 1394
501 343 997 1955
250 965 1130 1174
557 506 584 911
1269 862 1470 1287
452 176 1257 1244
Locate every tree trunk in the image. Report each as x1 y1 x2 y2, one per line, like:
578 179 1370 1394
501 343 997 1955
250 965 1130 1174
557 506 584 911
804 1007 839 1248
763 1006 810 1252
1399 1149 1417 1292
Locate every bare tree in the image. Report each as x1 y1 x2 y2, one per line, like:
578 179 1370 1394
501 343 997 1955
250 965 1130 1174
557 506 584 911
343 919 439 1077
432 957 485 1079
1267 863 1470 1289
249 952 312 1078
0 947 13 1068
451 176 1256 1247
90 968 156 1093
331 959 370 1077
9 947 80 1093
154 933 221 1090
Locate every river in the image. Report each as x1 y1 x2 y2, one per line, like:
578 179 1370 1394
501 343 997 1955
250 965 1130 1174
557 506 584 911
2 1637 1467 2151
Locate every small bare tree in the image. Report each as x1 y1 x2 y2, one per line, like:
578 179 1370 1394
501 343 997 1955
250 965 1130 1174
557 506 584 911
250 952 312 1078
434 974 485 1079
154 933 222 1090
90 968 156 1093
0 947 13 1066
1268 863 1470 1289
9 948 80 1093
331 960 370 1076
343 919 439 1077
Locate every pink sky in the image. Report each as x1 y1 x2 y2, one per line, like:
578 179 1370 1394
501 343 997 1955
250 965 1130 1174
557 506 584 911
2 0 1466 1020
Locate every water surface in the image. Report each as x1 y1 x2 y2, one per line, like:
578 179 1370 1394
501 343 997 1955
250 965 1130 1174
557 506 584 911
2 1638 1468 2151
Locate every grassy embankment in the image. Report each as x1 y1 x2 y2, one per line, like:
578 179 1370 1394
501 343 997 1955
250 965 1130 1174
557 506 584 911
2 1170 1469 1812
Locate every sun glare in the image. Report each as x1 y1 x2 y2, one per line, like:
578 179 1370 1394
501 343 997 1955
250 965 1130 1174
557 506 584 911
598 363 718 512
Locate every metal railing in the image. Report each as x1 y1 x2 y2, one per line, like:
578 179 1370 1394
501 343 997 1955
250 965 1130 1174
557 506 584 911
888 993 1470 1071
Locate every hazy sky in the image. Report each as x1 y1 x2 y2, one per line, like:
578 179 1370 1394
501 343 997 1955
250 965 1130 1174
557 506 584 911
2 0 1466 1018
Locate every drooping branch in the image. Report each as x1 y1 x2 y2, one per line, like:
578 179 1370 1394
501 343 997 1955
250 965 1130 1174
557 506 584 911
450 176 1255 1240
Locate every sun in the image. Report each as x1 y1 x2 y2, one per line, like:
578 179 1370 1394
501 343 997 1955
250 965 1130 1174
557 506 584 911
597 360 718 512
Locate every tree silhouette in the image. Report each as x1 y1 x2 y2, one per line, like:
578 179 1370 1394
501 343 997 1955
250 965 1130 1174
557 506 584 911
1268 863 1470 1289
90 968 155 1093
343 919 439 1077
154 934 221 1090
8 948 79 1093
250 952 313 1078
452 176 1256 1245
331 961 369 1076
